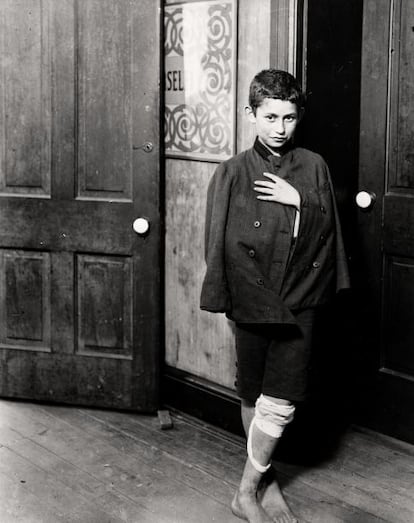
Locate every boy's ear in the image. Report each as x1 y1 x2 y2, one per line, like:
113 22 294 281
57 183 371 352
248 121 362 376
245 105 256 123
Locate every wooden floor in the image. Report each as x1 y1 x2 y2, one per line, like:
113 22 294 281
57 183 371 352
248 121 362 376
0 400 413 522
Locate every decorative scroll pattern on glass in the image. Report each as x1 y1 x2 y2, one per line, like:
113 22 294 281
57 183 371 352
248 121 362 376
164 1 236 161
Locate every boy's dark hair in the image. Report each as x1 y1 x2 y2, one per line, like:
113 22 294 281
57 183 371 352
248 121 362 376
249 69 306 114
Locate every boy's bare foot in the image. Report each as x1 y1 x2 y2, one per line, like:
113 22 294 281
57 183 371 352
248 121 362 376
261 477 298 523
231 490 274 522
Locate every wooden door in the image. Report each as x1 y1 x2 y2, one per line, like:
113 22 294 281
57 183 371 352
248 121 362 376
358 0 414 442
0 0 160 411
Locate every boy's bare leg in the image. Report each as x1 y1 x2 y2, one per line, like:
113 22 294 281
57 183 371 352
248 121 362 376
231 422 277 523
241 398 255 434
232 398 298 523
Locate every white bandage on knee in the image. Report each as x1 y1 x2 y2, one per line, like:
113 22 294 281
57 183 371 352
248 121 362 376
254 394 295 438
247 394 295 473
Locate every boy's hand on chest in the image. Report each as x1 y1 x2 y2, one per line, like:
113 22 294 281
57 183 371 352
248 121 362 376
254 172 300 210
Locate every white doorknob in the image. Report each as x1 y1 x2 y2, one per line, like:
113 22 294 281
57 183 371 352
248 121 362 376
133 217 150 235
355 191 376 210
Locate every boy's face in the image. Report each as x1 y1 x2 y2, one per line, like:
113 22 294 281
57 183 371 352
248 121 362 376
247 98 301 150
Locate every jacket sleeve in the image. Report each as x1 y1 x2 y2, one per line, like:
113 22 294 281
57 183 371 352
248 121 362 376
325 164 351 292
200 163 233 313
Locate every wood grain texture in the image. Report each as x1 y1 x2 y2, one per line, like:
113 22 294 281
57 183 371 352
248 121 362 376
356 0 414 442
236 0 271 153
1 399 414 522
359 0 389 272
77 254 133 358
0 0 52 195
389 0 414 189
270 0 299 73
383 257 414 375
165 159 236 388
0 400 241 523
77 0 133 199
0 0 161 412
0 250 51 350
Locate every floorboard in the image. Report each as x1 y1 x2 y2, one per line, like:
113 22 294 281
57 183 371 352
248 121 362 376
0 399 413 522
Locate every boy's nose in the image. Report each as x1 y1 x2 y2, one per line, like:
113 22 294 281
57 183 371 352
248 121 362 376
273 119 285 134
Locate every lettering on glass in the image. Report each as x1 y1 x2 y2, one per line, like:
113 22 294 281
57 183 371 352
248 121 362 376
164 1 237 161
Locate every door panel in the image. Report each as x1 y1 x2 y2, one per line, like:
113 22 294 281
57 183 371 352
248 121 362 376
0 0 160 411
389 0 414 189
77 1 133 199
358 0 414 441
0 250 51 350
77 254 133 359
383 257 414 375
0 1 52 195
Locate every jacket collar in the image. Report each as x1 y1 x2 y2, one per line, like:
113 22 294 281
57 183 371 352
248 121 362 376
253 137 293 161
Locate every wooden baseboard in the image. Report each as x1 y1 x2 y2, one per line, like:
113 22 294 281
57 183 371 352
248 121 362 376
161 366 244 436
161 365 352 465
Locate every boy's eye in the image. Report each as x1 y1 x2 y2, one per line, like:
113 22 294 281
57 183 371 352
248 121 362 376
284 115 296 122
265 115 276 121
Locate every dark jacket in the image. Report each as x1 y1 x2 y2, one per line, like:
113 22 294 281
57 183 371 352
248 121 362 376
200 138 350 324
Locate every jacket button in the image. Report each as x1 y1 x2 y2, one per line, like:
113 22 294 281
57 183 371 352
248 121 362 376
248 249 256 257
312 261 321 268
320 234 326 244
320 206 326 214
257 278 264 285
254 220 261 228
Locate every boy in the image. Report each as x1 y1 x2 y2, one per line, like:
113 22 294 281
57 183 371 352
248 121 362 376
200 70 350 523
